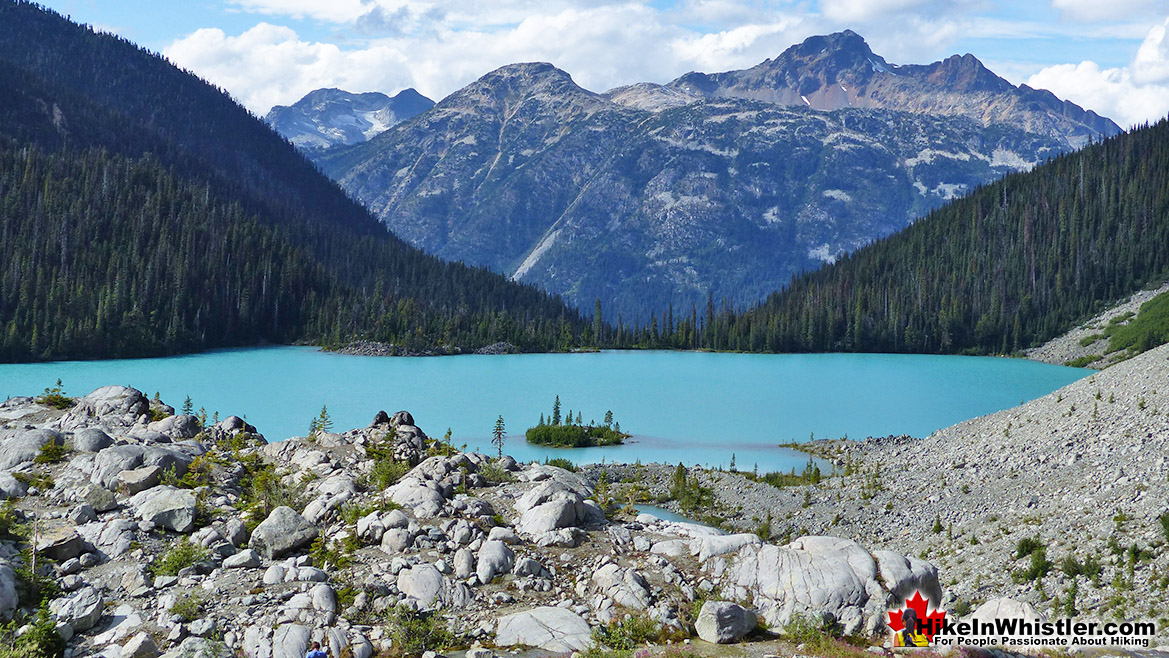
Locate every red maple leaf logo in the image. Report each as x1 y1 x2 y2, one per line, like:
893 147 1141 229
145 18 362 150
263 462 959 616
887 590 947 641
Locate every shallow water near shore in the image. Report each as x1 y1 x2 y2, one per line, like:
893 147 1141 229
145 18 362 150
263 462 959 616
0 347 1087 473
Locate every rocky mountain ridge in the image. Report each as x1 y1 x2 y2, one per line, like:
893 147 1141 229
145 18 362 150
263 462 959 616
314 31 1118 319
265 88 434 151
641 30 1118 150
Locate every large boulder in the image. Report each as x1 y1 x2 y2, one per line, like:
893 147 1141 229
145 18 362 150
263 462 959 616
130 486 198 533
68 386 149 425
383 478 446 518
0 562 17 620
148 415 201 440
723 536 936 636
872 550 943 607
92 445 147 488
495 607 592 653
0 428 63 470
0 472 28 500
271 624 311 658
72 428 114 453
116 466 162 495
513 468 604 536
122 631 160 658
50 585 104 632
695 601 757 644
249 506 318 559
397 563 445 609
36 526 85 562
592 563 651 610
970 598 1045 624
475 540 515 584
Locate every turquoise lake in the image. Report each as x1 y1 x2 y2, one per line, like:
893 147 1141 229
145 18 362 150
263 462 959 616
0 347 1087 473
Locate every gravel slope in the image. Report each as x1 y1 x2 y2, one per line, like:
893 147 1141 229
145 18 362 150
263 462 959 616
1025 282 1169 368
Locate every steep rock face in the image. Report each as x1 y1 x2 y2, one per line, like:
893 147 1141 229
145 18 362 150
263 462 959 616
265 88 434 151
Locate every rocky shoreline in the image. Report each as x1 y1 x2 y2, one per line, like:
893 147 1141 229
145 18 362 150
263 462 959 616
2 346 1169 658
332 341 520 357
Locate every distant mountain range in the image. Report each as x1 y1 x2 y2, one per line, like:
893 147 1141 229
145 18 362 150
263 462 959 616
284 31 1120 319
265 87 434 151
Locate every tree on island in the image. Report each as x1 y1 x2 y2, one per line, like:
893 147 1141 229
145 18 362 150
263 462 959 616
492 415 506 460
526 396 629 448
604 410 613 427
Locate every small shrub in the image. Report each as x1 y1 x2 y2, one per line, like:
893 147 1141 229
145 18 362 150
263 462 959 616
782 612 844 649
478 462 514 484
150 538 209 577
385 606 457 657
544 457 577 472
1015 537 1043 559
32 442 68 465
592 613 664 652
932 515 944 534
0 603 65 658
35 379 73 410
169 592 205 622
0 502 26 541
1011 546 1052 583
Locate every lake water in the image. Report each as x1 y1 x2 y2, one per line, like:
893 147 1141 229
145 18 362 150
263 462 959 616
0 347 1087 473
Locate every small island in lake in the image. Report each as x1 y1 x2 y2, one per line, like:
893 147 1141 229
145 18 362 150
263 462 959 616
525 395 630 447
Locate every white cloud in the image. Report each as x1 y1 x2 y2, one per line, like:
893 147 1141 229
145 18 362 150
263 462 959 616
227 0 369 23
164 23 413 114
1133 18 1169 83
162 0 1167 127
1026 20 1169 128
1051 0 1168 23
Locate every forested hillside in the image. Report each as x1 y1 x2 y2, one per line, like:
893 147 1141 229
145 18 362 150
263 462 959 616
0 1 585 361
623 117 1169 354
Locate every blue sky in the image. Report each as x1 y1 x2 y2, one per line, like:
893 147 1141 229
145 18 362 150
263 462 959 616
39 0 1169 127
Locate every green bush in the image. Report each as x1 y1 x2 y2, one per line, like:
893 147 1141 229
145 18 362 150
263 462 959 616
35 380 73 411
386 606 457 657
0 502 26 541
0 604 65 658
591 613 664 652
1105 292 1169 355
239 463 306 524
1015 537 1043 559
478 462 514 484
169 592 205 622
746 459 823 488
1011 546 1052 583
32 442 68 465
543 457 578 472
782 612 844 649
526 424 626 448
150 538 209 577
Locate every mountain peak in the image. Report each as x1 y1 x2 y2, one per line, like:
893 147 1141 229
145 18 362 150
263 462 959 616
443 61 603 115
266 87 434 150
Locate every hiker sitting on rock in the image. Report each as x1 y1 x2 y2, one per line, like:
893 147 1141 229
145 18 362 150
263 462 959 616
894 608 929 647
305 641 328 658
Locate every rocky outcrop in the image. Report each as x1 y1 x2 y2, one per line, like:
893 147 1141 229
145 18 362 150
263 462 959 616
495 606 593 652
722 536 939 635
